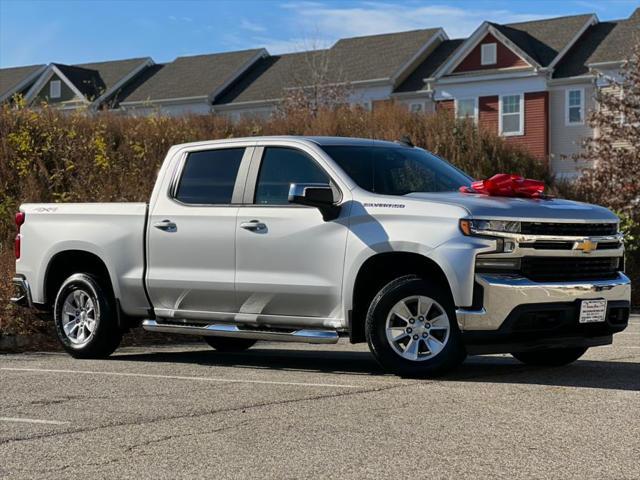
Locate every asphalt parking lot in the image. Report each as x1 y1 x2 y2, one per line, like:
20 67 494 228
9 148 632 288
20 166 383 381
1 316 639 480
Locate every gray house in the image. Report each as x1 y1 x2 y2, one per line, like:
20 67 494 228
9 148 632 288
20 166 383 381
118 49 267 115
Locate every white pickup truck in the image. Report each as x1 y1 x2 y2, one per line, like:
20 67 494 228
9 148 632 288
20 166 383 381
11 136 631 376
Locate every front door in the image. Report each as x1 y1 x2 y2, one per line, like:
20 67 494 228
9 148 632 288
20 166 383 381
235 146 350 325
146 146 250 318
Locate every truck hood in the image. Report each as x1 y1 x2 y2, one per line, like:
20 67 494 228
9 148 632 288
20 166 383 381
407 191 618 222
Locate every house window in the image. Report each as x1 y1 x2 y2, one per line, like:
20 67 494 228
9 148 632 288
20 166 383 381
566 88 584 125
409 102 423 113
499 94 524 136
481 43 497 66
50 80 61 99
455 98 477 122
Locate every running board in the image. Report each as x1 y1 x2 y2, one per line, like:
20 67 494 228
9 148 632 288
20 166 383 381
142 320 339 344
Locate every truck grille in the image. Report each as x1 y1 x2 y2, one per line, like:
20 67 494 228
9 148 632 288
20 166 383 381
520 222 617 237
520 257 620 282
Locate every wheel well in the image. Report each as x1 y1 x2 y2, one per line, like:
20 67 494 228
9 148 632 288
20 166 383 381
44 250 115 309
350 252 452 343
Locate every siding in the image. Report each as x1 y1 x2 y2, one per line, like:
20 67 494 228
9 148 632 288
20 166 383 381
437 99 454 112
454 33 529 73
549 84 595 176
478 91 548 161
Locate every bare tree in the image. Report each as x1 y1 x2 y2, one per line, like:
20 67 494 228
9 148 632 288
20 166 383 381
573 40 640 217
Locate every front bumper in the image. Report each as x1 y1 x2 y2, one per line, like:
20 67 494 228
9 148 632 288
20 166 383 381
10 275 33 308
456 272 631 355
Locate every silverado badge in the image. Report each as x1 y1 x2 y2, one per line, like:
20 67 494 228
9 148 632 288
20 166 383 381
574 239 598 253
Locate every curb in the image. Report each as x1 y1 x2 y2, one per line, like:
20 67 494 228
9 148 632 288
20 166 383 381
0 333 51 352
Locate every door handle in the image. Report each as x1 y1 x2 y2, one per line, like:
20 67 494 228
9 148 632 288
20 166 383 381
153 219 177 232
240 220 267 232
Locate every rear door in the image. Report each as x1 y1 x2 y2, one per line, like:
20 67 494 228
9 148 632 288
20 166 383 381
235 145 350 325
146 145 253 320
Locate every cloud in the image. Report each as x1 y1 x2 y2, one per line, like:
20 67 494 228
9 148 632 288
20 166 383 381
279 1 547 39
240 19 266 32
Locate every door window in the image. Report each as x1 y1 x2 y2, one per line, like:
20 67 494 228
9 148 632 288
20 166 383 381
175 148 245 204
254 147 330 205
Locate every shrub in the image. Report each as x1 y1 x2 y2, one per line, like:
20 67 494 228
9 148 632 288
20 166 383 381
0 103 633 334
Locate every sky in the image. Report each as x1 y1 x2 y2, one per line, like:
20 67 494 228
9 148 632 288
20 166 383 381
0 0 638 68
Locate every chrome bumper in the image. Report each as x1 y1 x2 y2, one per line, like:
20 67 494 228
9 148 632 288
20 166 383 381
10 275 33 308
457 272 631 331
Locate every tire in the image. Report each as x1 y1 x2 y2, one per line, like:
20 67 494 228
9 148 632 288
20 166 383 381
365 275 466 377
203 336 257 352
53 273 122 359
511 347 588 366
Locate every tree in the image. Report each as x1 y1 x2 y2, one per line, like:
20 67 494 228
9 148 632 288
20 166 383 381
573 40 640 217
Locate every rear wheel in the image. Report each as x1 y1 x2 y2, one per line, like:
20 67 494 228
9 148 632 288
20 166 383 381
203 336 257 352
53 273 122 359
511 347 588 366
365 275 466 377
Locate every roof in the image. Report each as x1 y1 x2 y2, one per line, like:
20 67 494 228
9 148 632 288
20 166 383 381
0 64 45 98
121 49 264 103
394 39 464 93
53 63 105 99
75 57 150 94
326 28 443 83
554 9 640 78
490 14 594 67
173 135 405 149
215 50 331 104
217 29 443 105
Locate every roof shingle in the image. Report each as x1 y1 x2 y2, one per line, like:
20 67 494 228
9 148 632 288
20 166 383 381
0 64 45 97
121 49 264 103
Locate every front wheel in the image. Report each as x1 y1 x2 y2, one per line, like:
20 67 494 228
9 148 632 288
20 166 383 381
365 275 466 377
53 273 122 359
511 347 588 366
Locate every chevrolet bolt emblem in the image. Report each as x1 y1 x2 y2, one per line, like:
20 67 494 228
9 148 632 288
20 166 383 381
574 239 598 253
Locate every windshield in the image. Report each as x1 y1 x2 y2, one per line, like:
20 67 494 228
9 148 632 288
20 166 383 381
321 145 472 196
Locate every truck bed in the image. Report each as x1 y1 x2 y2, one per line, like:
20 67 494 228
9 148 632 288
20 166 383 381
16 203 150 317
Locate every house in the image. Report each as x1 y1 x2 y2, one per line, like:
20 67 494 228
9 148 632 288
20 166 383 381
213 28 447 117
16 58 154 110
118 49 268 115
1 8 637 176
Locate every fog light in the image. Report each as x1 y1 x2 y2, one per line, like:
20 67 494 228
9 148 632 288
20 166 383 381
476 257 521 273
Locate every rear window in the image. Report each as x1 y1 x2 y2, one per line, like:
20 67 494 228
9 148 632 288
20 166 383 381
175 148 244 204
322 145 471 195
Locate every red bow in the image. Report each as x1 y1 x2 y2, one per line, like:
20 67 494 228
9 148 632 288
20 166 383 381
460 174 545 198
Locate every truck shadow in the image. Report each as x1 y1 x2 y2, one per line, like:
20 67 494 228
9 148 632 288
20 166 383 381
112 347 640 392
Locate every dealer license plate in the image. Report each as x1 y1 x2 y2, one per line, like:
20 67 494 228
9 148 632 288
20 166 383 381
579 299 607 323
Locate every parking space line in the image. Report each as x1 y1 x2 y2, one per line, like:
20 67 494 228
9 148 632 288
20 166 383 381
0 417 69 425
0 367 363 389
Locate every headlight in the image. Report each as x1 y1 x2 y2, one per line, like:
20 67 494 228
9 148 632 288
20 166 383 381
460 219 521 236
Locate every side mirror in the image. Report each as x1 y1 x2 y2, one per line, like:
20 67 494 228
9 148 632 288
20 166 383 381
288 183 341 221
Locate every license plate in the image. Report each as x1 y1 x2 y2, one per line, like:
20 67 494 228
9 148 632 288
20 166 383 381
579 299 607 323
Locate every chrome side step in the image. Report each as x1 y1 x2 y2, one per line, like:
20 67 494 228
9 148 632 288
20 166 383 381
142 320 339 344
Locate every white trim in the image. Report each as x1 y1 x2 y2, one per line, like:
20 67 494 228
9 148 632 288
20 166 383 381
431 22 538 79
0 64 47 103
90 57 154 110
565 87 585 126
548 14 598 69
498 93 525 136
24 64 90 104
454 97 478 123
120 94 209 107
480 43 497 66
390 29 448 86
208 48 268 103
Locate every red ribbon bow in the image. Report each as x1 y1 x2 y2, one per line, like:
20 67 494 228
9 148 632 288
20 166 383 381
460 173 545 198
